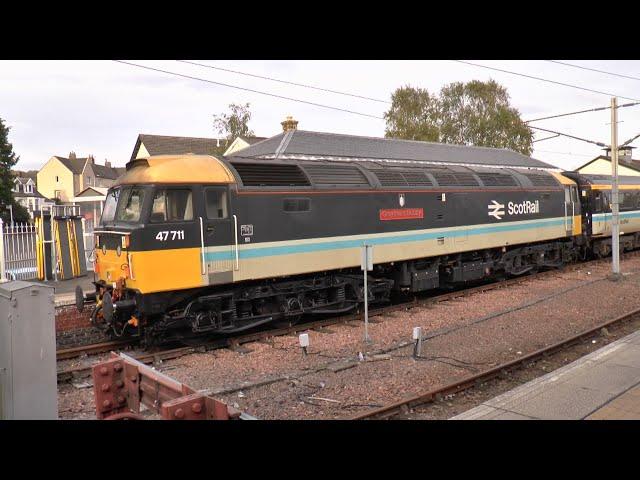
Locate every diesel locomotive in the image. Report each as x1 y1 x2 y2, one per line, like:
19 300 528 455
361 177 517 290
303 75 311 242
79 153 640 344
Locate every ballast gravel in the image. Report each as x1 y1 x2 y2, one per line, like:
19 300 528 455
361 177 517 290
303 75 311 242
57 256 640 419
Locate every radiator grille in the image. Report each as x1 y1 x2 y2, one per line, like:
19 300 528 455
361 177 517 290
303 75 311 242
231 163 310 187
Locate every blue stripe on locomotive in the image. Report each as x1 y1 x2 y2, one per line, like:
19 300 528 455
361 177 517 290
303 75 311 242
205 217 568 261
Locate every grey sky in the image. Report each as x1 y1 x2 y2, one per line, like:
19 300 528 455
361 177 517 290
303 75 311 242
2 60 640 172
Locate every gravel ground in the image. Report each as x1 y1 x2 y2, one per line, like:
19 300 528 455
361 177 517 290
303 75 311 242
400 312 640 420
57 256 640 420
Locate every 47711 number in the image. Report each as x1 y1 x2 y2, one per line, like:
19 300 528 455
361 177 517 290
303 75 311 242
155 230 185 241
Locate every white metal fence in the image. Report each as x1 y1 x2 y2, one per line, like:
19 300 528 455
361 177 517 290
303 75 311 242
83 219 95 272
0 207 93 282
0 219 38 282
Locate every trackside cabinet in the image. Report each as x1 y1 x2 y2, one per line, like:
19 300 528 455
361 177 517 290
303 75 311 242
0 281 57 419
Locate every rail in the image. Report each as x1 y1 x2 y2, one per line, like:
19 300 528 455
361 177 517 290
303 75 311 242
351 306 640 420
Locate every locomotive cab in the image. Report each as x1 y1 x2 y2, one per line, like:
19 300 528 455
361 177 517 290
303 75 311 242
90 155 237 338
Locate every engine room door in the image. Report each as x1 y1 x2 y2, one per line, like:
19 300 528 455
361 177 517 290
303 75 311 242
201 187 237 275
564 187 574 235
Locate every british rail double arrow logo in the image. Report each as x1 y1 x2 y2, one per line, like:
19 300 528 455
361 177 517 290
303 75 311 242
488 200 505 220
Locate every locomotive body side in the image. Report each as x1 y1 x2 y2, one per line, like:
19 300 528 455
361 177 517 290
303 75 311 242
227 172 575 283
89 154 584 343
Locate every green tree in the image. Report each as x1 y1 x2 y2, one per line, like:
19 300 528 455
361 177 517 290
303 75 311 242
213 103 254 150
384 86 439 142
384 80 533 155
0 118 29 224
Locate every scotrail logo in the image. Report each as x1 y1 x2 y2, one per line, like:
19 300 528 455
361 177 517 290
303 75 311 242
488 200 505 220
488 199 540 220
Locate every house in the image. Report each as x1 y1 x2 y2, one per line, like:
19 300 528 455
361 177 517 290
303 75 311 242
223 136 268 156
36 152 124 203
130 134 228 161
229 116 556 170
11 172 49 218
574 146 640 176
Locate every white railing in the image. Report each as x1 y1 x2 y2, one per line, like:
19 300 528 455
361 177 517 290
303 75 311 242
0 219 38 282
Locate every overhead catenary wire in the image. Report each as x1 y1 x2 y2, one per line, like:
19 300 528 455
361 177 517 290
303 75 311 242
453 60 640 102
548 60 640 83
534 149 595 157
113 60 385 120
528 125 607 148
532 134 560 143
177 60 391 105
621 131 640 147
525 102 640 123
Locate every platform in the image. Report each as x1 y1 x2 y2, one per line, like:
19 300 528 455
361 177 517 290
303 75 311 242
33 275 95 306
451 329 640 420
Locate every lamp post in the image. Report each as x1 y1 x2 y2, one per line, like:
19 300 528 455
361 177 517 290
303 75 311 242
611 97 621 279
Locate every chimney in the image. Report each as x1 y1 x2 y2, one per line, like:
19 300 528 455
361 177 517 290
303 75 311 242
604 145 635 162
88 155 95 164
620 146 634 162
104 160 111 168
69 151 76 160
281 115 298 132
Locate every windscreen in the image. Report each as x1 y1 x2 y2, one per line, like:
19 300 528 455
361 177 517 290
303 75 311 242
115 187 146 222
100 188 120 224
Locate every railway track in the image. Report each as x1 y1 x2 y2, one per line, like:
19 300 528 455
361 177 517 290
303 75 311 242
56 252 640 384
56 339 136 361
351 305 640 420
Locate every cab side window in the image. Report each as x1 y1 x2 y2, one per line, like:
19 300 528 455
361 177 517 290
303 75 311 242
205 188 228 219
150 189 193 222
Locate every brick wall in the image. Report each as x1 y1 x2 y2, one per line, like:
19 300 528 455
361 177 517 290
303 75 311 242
55 304 109 348
55 305 92 332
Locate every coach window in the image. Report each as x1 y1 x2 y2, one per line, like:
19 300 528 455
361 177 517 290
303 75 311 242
150 189 193 222
205 188 228 219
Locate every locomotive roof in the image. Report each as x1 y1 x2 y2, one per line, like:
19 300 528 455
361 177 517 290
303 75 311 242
223 156 562 190
233 130 556 170
116 154 236 186
566 172 640 186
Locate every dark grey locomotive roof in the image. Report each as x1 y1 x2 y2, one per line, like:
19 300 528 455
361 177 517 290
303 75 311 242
224 156 561 190
233 130 555 170
564 172 640 186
